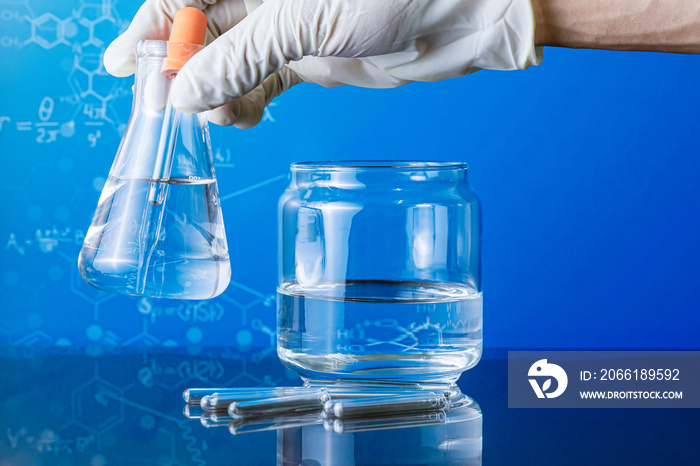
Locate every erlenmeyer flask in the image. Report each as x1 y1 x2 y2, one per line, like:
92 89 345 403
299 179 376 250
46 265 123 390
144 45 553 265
79 40 230 300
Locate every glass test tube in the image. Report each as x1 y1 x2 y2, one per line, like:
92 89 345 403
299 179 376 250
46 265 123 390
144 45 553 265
229 389 330 419
304 379 459 390
184 387 304 404
305 380 461 398
213 388 437 417
327 392 448 419
304 380 425 389
185 384 453 404
201 387 319 411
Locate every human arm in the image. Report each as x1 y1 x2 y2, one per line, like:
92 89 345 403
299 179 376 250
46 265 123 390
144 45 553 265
533 0 700 53
104 0 700 129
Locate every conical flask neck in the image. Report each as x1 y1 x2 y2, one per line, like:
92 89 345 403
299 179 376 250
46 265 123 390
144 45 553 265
113 40 214 183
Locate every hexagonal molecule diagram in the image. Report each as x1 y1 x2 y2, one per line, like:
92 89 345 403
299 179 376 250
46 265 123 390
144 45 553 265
23 12 69 49
71 368 125 436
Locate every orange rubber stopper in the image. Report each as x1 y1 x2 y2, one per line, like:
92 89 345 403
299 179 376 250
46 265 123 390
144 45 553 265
161 7 207 77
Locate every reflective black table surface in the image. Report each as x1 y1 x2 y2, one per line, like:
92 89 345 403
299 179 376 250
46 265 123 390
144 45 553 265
1 347 698 465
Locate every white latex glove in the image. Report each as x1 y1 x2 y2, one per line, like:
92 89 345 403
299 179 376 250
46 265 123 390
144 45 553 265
105 0 542 129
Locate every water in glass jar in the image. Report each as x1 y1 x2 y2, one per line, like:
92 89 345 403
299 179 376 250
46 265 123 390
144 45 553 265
277 280 482 383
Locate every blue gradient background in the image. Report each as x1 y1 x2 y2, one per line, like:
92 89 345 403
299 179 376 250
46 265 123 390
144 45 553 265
1 0 699 349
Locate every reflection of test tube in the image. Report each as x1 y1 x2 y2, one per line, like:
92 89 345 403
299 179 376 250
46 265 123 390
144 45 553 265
183 404 204 418
228 413 324 435
184 387 302 404
229 390 330 419
201 412 233 428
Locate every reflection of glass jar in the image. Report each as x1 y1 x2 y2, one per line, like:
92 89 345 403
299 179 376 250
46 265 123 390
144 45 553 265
278 161 482 383
278 397 482 465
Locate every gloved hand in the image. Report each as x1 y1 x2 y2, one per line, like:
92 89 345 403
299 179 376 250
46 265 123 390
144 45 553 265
105 0 542 129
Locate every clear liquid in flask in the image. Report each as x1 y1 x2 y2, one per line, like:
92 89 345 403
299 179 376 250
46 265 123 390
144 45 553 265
79 175 230 299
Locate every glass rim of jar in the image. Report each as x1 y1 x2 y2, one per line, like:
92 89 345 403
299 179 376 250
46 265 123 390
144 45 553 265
135 39 204 58
290 160 468 172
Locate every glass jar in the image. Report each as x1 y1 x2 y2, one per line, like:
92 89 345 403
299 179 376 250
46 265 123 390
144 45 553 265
277 161 482 383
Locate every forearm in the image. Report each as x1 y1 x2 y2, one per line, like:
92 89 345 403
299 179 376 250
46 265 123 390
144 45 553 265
533 0 700 53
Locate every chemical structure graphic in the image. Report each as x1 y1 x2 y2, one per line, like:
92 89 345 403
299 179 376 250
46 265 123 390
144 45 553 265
1 347 294 464
333 299 481 355
1 0 129 142
0 0 276 143
337 317 447 354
